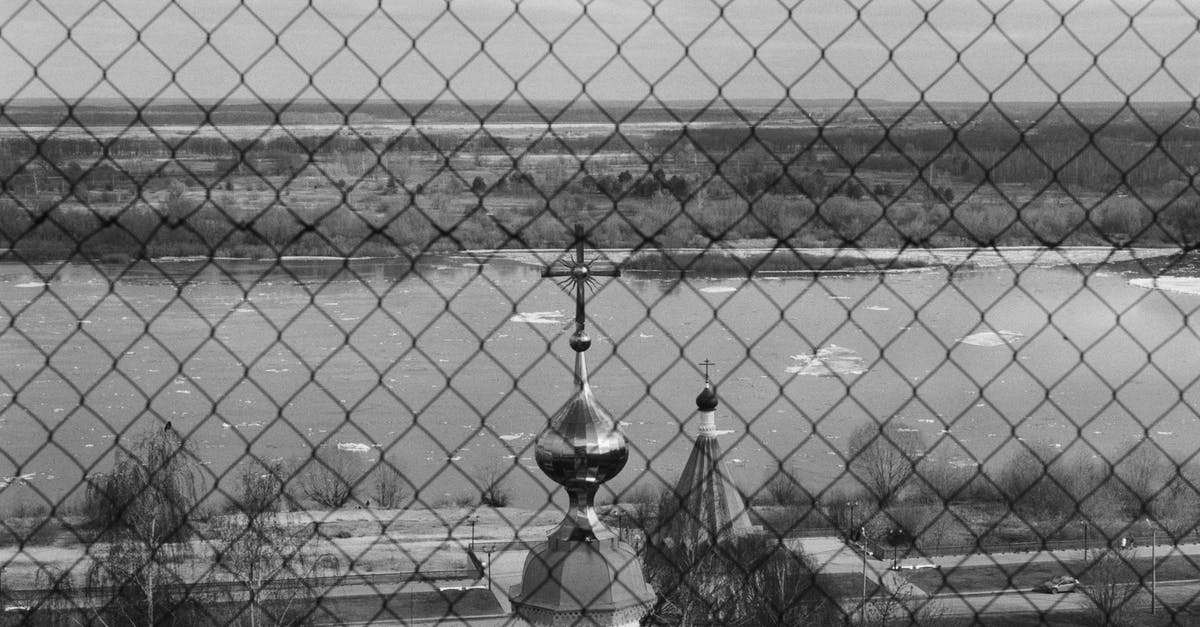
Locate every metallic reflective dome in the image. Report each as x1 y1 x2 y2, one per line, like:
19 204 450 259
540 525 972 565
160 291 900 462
534 332 628 541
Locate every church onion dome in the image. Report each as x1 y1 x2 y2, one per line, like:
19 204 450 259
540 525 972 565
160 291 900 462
696 381 718 412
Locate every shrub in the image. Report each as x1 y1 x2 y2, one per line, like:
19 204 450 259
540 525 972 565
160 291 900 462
234 459 288 517
847 420 926 507
474 459 513 508
762 471 808 507
297 448 365 509
369 458 410 509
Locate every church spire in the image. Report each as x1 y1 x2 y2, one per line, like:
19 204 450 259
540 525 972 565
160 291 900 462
510 225 655 627
660 360 753 547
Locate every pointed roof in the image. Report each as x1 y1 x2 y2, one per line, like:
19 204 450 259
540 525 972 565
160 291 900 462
662 375 752 546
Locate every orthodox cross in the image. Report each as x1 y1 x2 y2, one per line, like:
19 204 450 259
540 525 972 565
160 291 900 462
542 224 620 333
699 359 716 382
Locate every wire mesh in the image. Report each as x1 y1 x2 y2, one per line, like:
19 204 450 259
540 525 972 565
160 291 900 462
1 0 1199 625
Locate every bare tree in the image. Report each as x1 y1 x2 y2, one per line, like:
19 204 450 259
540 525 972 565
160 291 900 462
1114 441 1170 517
862 578 950 626
84 425 203 627
642 533 836 626
763 470 807 507
235 459 287 517
211 507 339 627
474 459 512 508
847 421 925 507
297 448 365 509
369 457 409 509
1084 548 1141 627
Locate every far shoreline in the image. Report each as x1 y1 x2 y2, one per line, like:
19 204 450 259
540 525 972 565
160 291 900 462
0 245 1185 279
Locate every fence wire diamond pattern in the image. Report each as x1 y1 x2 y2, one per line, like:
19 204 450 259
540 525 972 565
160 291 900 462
0 0 1199 625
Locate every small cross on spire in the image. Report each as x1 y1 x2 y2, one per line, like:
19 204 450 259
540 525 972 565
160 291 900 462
699 359 715 382
542 224 620 335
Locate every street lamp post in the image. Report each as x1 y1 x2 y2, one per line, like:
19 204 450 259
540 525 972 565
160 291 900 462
1149 519 1157 615
848 501 857 539
469 516 478 550
1082 521 1088 562
860 526 868 626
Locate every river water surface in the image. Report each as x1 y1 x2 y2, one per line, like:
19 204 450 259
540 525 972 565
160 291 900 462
2 249 1198 510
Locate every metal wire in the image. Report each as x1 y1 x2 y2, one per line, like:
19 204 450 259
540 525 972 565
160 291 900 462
1 0 1199 624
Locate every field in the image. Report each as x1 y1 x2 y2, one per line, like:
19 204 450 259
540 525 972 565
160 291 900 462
1 100 1198 263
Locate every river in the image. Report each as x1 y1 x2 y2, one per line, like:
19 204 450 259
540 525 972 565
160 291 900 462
1 249 1198 511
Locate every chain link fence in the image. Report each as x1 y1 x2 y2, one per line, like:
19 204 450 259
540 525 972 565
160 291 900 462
1 0 1199 624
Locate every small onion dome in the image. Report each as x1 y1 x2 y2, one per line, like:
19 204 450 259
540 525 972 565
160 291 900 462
696 381 718 412
535 350 628 490
535 376 628 489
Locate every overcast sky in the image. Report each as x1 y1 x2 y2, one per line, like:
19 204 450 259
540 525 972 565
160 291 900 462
1 0 1196 104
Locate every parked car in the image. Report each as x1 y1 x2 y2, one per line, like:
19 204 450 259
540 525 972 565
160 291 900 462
1037 575 1078 593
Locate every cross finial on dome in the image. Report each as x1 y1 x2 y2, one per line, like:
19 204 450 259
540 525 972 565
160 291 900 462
699 358 716 382
541 224 620 352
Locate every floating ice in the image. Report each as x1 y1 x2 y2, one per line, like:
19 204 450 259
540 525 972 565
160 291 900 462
509 310 564 325
0 473 36 489
863 305 890 311
700 286 738 294
958 330 1023 347
223 421 264 429
15 282 46 288
786 344 868 377
1130 277 1200 297
499 433 526 441
337 442 373 453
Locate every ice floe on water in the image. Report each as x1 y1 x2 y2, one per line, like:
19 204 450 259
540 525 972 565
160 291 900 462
786 344 868 376
499 433 530 441
863 305 890 311
699 286 738 294
0 473 36 489
1130 277 1200 296
337 442 373 453
958 330 1023 347
509 310 564 325
15 282 46 288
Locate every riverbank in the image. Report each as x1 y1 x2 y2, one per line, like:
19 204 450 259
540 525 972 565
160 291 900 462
3 245 1182 279
484 244 1184 274
0 506 561 591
